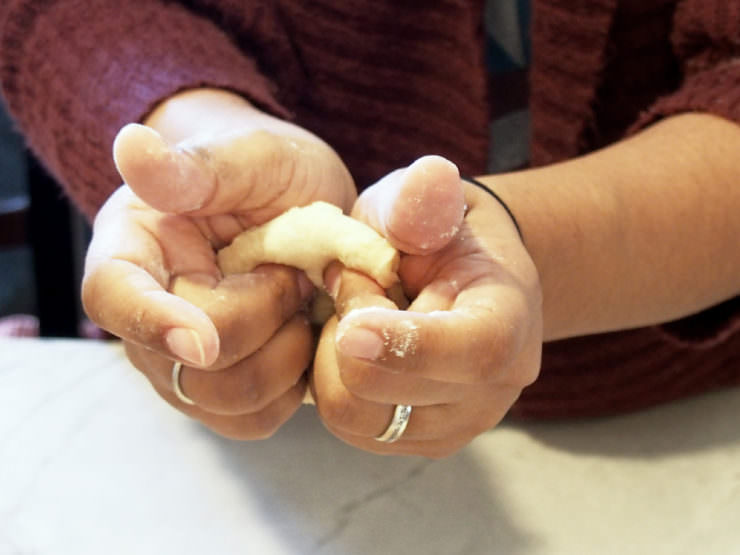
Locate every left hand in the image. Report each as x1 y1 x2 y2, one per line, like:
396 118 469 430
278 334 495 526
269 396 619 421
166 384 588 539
82 90 357 440
310 156 543 458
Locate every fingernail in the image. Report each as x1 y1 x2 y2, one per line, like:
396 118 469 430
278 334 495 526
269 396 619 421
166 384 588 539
337 327 385 360
165 327 206 366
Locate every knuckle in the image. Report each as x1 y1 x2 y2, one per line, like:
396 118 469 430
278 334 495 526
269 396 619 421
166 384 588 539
338 363 379 397
229 372 267 413
206 417 277 441
317 388 356 430
477 358 504 383
243 411 283 440
468 321 522 384
277 139 300 189
458 335 500 383
210 408 283 441
517 349 542 387
246 130 296 194
192 367 266 415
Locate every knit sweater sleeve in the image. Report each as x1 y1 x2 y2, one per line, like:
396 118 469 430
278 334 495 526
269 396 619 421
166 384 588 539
629 0 740 348
0 0 297 220
633 1 740 129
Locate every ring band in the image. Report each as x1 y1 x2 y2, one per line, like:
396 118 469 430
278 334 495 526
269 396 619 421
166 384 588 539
375 404 412 443
171 362 195 406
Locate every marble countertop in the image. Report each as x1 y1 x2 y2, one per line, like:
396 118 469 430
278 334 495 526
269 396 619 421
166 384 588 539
2 338 739 554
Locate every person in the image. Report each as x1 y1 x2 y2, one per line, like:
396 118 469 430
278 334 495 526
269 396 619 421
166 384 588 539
1 0 738 458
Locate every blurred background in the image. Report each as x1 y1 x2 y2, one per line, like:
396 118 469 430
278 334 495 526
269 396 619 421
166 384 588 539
0 97 92 338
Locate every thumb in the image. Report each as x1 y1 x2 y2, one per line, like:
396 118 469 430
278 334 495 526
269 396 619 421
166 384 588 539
113 123 335 220
113 123 216 214
352 155 465 255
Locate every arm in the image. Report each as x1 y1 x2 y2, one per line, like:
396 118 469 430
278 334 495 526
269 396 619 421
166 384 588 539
479 112 740 341
81 86 356 439
310 116 740 457
310 1 740 456
0 0 294 220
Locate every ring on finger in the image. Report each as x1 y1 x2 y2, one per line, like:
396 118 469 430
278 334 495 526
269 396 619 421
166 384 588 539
375 404 412 443
172 361 196 406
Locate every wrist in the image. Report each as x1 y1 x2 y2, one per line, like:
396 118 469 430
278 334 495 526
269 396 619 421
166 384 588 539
473 164 614 342
143 88 262 143
461 176 523 243
476 114 740 341
143 87 324 149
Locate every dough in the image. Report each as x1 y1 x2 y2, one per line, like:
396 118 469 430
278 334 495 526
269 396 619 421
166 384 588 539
216 201 403 406
217 201 399 288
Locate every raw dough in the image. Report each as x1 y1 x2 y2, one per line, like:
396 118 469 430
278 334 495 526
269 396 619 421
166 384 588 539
216 201 403 406
217 201 399 288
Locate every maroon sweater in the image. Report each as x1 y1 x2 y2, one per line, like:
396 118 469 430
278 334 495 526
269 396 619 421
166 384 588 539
1 0 738 418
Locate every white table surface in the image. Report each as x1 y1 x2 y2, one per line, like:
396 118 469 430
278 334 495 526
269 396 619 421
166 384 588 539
1 337 739 555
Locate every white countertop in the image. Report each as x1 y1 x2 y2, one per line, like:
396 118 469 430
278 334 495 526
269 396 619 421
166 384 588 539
1 338 739 554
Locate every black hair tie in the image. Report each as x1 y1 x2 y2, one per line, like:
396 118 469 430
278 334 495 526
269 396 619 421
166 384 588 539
462 176 524 243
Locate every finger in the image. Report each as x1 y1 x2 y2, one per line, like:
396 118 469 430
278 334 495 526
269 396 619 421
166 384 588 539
83 192 219 366
170 265 314 368
313 317 439 440
334 282 531 384
323 264 468 404
351 155 465 255
312 313 466 409
317 397 457 443
128 314 312 415
83 260 219 366
113 124 215 214
336 359 469 406
321 386 520 454
317 325 518 444
151 375 307 441
113 123 349 221
323 416 492 459
323 261 397 320
127 335 307 440
85 189 311 369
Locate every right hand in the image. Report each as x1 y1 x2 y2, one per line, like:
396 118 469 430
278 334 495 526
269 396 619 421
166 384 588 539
82 89 356 439
311 156 542 458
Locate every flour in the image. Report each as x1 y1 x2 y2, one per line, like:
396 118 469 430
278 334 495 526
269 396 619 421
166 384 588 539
382 319 419 359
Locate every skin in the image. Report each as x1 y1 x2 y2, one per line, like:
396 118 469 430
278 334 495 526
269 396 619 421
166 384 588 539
312 177 541 457
482 113 740 341
83 88 740 454
83 89 357 439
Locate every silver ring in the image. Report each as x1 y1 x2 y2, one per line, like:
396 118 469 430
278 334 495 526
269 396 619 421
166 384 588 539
171 362 195 405
375 404 412 443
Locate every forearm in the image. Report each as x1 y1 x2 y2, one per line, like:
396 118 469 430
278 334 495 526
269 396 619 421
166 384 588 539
479 113 740 341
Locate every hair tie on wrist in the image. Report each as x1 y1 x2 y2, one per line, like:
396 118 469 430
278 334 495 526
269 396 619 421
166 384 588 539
462 176 524 242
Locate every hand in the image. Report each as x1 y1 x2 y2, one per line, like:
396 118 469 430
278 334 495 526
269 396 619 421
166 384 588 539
82 89 356 439
310 156 543 457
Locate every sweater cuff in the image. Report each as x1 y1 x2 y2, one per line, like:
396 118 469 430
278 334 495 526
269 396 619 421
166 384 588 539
629 61 740 348
1 1 294 220
630 59 740 134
